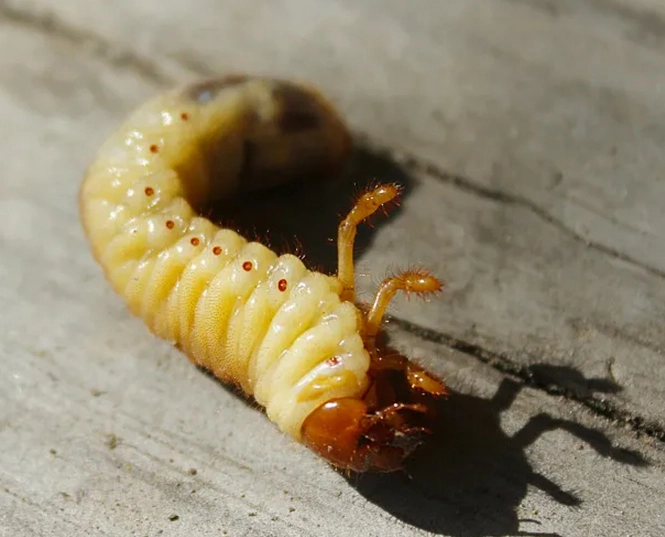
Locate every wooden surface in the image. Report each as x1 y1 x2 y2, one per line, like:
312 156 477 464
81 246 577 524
2 1 665 536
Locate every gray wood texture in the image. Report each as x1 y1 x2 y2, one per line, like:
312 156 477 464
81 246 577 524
1 1 664 536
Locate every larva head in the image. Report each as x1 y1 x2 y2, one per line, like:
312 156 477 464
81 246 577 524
302 340 448 473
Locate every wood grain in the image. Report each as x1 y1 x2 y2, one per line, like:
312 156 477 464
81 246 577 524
1 1 664 536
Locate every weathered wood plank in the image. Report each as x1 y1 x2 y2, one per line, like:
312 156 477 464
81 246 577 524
8 0 665 434
1 1 665 536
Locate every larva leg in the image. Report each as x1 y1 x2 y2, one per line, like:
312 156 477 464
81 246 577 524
337 184 401 302
364 269 443 338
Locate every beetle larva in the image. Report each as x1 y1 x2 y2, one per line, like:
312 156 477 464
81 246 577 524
79 75 448 472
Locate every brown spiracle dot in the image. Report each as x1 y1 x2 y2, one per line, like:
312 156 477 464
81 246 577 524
190 237 200 246
242 261 253 272
144 186 154 196
149 144 159 153
165 220 175 229
326 356 341 366
278 279 288 292
180 112 190 120
212 246 222 256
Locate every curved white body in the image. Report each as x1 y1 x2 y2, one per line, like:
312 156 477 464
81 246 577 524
79 77 370 439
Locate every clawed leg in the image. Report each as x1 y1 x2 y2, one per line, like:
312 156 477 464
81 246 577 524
337 184 401 302
336 183 442 334
365 269 442 338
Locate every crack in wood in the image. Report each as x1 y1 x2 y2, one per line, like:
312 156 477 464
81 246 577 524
355 136 665 282
391 314 665 445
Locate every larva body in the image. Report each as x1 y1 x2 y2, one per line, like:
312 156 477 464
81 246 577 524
80 75 447 472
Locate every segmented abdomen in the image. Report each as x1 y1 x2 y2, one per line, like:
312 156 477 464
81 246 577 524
79 77 370 438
